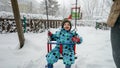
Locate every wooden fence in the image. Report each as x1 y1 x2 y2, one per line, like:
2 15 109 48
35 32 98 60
0 18 62 33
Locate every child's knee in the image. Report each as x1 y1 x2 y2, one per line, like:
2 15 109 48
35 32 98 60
46 52 60 64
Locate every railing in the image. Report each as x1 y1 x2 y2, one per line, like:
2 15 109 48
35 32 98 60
0 18 62 33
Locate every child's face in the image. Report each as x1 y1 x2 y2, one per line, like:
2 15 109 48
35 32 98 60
63 22 71 31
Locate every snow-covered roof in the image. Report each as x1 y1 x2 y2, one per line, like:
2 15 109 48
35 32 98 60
0 11 63 20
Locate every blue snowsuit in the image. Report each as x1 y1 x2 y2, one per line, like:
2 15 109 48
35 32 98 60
46 28 82 65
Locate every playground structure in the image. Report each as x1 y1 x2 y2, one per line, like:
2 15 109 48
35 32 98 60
71 6 82 20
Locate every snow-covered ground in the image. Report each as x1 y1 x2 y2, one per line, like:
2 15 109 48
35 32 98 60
0 26 116 68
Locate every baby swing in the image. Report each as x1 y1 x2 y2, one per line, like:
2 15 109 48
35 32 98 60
45 0 78 59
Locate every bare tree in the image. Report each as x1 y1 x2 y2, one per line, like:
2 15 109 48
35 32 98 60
80 0 112 20
81 0 97 19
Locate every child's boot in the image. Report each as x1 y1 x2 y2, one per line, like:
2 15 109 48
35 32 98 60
65 65 71 68
47 63 53 68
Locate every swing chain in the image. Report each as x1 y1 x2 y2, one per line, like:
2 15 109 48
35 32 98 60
74 0 77 32
45 0 49 30
45 0 51 43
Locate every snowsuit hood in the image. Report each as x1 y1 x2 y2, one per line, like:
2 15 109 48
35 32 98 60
61 20 72 31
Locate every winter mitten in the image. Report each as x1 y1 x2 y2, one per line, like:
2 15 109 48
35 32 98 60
72 36 80 43
48 31 52 36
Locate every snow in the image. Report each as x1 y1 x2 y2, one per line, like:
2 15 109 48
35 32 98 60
0 26 116 68
0 2 4 6
0 11 63 20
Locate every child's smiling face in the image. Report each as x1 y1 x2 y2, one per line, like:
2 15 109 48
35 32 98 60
63 22 71 31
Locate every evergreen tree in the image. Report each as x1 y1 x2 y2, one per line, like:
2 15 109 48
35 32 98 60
39 0 59 16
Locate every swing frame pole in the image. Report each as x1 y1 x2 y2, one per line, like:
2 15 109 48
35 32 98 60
45 0 49 30
74 0 77 31
11 0 25 49
45 0 52 53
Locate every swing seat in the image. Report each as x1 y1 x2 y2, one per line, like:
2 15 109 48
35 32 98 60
47 41 77 59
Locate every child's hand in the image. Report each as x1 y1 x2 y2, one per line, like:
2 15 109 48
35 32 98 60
48 31 52 36
72 36 80 43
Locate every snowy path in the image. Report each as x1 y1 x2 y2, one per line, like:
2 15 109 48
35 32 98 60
0 27 116 68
